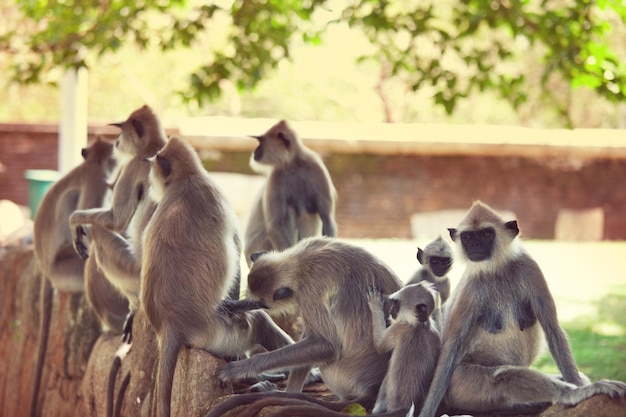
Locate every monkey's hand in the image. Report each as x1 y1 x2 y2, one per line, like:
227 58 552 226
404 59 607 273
73 225 89 259
122 310 135 344
367 285 384 312
219 359 257 388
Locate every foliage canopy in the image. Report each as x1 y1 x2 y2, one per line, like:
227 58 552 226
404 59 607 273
1 0 625 115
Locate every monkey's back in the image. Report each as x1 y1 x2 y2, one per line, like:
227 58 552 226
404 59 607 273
386 323 440 411
141 174 239 340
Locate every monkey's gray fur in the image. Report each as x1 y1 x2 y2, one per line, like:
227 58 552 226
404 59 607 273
417 201 626 417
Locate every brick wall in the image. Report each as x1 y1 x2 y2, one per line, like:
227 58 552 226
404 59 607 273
2 124 625 240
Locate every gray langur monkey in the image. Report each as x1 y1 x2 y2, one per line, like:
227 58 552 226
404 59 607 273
208 237 403 417
69 105 168 417
417 201 626 417
31 136 116 417
244 120 337 266
69 105 168 313
141 137 294 417
406 236 453 304
367 282 441 414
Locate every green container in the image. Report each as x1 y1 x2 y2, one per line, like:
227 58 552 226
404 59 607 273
24 169 61 219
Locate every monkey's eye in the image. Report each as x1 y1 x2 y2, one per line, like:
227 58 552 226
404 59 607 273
481 229 494 239
273 287 293 301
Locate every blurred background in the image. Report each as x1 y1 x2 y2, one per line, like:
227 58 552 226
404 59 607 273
0 0 624 382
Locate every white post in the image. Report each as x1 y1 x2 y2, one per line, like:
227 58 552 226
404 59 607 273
58 67 88 173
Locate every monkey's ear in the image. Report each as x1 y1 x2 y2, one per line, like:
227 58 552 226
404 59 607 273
504 221 519 237
131 117 144 138
417 248 425 265
81 148 89 159
448 228 458 241
250 251 268 263
156 155 172 178
277 132 290 149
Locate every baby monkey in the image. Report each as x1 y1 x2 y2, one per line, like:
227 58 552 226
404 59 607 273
368 282 441 414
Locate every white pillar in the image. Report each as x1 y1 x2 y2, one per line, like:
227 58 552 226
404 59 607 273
58 67 88 173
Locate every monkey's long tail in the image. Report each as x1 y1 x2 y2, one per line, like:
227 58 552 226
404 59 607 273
155 332 181 417
107 342 132 417
29 278 53 417
205 392 355 417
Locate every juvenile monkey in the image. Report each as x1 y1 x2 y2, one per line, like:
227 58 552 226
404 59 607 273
406 236 453 304
209 237 403 417
367 282 441 414
417 201 626 417
30 136 115 417
244 120 337 265
141 137 293 417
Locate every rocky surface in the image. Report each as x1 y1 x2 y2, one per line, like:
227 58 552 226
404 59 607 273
1 245 625 417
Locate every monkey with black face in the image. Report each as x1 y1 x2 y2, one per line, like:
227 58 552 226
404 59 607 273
141 137 294 417
208 237 403 417
244 120 337 265
368 282 441 414
417 201 626 417
30 136 116 417
406 236 453 304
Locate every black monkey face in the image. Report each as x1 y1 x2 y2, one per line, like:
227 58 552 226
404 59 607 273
415 304 428 323
460 227 495 261
429 256 452 277
251 135 264 161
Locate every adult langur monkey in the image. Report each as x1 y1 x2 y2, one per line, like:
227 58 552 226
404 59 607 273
406 235 453 304
208 237 403 417
368 282 441 414
244 120 337 340
417 201 626 417
141 137 295 417
244 120 337 265
69 105 169 417
30 137 116 417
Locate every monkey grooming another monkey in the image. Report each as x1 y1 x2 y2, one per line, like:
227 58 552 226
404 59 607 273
141 137 294 417
368 282 441 414
209 237 403 417
406 235 453 304
417 201 626 417
30 136 116 417
244 120 337 265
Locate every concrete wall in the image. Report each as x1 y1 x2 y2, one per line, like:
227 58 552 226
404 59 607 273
1 123 625 240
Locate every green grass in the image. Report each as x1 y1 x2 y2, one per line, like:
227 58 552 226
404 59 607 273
533 290 626 382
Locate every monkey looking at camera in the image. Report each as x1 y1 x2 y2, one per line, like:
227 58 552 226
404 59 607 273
30 136 116 417
406 236 453 304
141 137 294 417
244 120 337 265
367 282 441 414
417 201 626 417
209 237 403 417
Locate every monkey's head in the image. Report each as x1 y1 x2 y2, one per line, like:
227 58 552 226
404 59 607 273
249 120 298 169
388 282 439 325
81 136 114 165
147 137 201 202
449 201 520 264
246 250 300 318
417 236 453 277
110 105 165 161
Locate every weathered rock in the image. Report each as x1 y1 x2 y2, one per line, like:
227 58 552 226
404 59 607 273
2 246 625 417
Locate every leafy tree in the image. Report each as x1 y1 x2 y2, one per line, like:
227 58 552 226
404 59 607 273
1 0 624 119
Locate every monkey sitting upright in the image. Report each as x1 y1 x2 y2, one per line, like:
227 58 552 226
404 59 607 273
367 282 441 414
417 201 626 417
31 136 118 417
244 120 337 265
406 235 453 304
